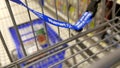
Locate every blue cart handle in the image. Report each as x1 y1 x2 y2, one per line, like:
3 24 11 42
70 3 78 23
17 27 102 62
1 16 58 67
10 0 101 31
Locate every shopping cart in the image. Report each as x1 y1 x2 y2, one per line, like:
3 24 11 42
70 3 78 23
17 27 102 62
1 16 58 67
0 0 120 68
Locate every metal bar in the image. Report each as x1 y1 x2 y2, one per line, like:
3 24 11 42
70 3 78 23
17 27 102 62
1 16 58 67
25 26 111 68
105 1 112 19
70 47 77 65
87 48 120 68
16 21 120 68
24 46 71 68
53 1 66 66
76 0 90 61
39 0 50 46
64 61 73 67
49 27 120 68
108 21 119 32
77 0 79 20
72 33 93 63
73 46 91 63
24 0 39 51
112 0 116 19
5 0 27 56
54 0 60 36
71 34 90 63
103 0 106 19
66 0 76 66
76 39 98 60
0 31 13 62
70 36 78 66
101 0 106 22
11 49 21 68
115 7 120 16
74 0 100 59
24 27 108 68
66 0 71 37
76 40 93 62
86 1 89 30
3 18 118 68
71 42 120 68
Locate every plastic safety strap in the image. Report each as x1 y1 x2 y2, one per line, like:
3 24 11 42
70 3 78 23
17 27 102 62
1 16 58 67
11 0 93 31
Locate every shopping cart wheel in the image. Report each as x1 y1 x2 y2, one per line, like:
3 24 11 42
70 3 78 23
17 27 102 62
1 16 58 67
87 48 120 68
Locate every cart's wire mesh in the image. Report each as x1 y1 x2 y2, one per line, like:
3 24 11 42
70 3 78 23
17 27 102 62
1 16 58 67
0 0 120 68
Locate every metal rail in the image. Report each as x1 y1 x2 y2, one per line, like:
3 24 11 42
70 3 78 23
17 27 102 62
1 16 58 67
3 18 119 68
5 0 27 56
0 0 120 68
87 48 120 68
25 21 120 68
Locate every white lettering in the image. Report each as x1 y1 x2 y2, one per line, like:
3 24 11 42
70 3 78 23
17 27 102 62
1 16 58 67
75 12 89 27
48 18 66 26
77 21 85 28
84 13 92 21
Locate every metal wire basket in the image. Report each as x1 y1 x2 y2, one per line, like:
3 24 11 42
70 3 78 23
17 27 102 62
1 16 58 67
0 0 120 68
